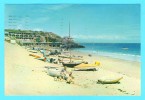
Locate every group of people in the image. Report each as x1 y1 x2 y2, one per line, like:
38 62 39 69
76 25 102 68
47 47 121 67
40 49 61 64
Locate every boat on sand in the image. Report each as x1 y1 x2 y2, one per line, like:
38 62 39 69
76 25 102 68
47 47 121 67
62 62 82 68
61 22 83 68
75 61 100 68
74 67 97 71
29 54 41 58
47 68 62 77
74 61 100 71
97 76 123 84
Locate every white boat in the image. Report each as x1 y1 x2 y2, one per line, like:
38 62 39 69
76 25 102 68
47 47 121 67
47 68 70 80
47 68 62 77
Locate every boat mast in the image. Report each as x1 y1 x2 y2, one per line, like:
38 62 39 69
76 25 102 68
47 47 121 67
68 22 72 62
69 22 70 38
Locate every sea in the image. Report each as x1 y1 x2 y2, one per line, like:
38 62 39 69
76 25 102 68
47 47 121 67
74 43 141 62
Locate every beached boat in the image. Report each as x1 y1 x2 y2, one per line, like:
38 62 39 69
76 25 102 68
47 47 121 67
28 50 38 53
61 22 83 68
74 62 100 71
29 54 41 58
47 68 62 77
47 68 70 80
97 76 123 84
62 62 82 68
74 67 97 71
75 62 100 68
59 55 83 60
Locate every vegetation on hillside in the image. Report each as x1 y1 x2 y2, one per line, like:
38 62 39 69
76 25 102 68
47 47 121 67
5 29 85 48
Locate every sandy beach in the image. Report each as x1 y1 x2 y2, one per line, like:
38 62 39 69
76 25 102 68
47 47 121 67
5 41 141 96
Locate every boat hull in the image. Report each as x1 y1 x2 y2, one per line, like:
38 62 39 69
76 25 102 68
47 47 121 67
97 77 123 84
74 68 97 71
48 68 61 77
62 62 81 68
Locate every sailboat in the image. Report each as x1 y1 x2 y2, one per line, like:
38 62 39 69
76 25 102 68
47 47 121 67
62 22 82 68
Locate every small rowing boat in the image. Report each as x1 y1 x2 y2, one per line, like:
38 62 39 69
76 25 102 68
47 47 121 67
62 62 82 68
47 68 62 77
97 76 123 84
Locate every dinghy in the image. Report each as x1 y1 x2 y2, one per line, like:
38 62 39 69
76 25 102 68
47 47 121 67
28 50 38 53
74 68 97 71
74 63 100 68
29 54 41 58
74 61 100 71
97 76 123 84
61 22 84 68
47 68 62 77
62 62 82 68
47 68 70 80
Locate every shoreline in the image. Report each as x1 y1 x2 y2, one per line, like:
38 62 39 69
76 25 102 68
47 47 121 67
71 50 140 79
5 42 141 95
72 49 141 62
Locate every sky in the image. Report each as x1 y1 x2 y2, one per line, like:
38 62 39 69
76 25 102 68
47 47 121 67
5 4 140 43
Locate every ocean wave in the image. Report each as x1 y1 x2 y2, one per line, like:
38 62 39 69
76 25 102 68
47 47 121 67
75 49 141 62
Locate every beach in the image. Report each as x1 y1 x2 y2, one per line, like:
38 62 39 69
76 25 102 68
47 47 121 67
5 41 141 96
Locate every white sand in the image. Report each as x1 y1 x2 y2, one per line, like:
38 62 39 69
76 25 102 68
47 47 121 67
5 42 141 96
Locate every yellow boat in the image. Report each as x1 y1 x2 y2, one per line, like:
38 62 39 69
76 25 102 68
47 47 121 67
29 54 41 58
74 61 100 69
97 76 123 84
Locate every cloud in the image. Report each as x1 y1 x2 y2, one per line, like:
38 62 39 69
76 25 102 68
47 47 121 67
73 33 140 43
32 17 50 24
12 24 24 30
32 28 43 31
46 4 73 11
73 34 128 40
34 4 73 13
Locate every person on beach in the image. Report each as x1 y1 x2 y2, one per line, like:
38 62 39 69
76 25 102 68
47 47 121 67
40 49 47 62
60 66 67 80
42 50 46 57
60 66 74 84
66 72 74 84
43 57 47 62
